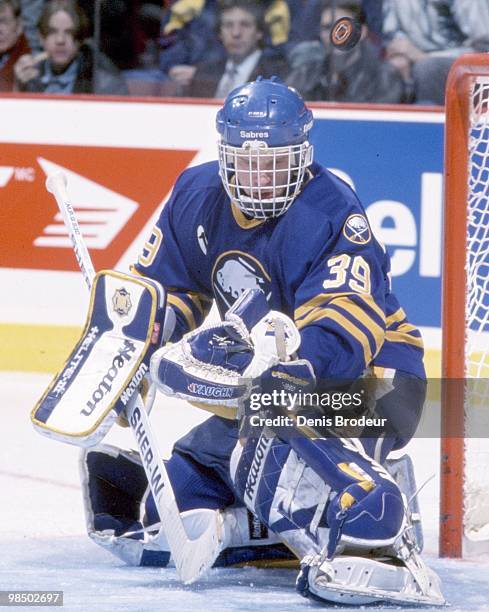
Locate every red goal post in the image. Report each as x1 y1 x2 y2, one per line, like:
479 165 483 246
441 53 489 558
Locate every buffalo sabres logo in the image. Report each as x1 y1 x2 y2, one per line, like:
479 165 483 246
112 287 132 317
342 214 371 244
212 251 271 313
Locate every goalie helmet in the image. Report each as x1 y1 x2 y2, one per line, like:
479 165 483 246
216 76 314 219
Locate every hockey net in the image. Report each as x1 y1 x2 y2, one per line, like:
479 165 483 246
441 54 489 557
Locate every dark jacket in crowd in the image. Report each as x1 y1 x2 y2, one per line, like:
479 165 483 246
286 38 406 104
18 43 128 95
0 33 30 92
188 52 288 98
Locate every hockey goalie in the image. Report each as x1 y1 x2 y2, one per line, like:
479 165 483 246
32 77 445 606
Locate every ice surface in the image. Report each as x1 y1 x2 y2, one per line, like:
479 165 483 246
2 373 489 611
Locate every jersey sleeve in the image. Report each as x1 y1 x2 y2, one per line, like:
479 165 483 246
293 214 387 381
133 180 212 342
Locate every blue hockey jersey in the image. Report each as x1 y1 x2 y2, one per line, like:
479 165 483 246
134 161 425 381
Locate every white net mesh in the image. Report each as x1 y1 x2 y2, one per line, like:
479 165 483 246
464 76 489 545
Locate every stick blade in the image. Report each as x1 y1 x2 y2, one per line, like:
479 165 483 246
173 510 224 584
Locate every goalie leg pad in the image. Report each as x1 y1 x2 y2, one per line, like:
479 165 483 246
84 446 148 535
386 454 424 551
287 436 405 552
231 433 406 560
32 270 167 447
81 443 295 568
231 435 333 558
80 444 171 567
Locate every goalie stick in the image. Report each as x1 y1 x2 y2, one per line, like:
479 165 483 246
45 172 223 584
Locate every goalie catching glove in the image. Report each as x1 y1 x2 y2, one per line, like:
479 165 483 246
150 289 301 409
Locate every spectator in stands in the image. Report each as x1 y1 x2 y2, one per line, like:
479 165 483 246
286 0 405 103
160 0 220 92
161 0 289 93
186 0 287 97
20 1 150 68
0 0 30 91
383 0 489 105
14 0 128 94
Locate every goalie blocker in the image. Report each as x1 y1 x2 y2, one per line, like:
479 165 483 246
31 270 166 447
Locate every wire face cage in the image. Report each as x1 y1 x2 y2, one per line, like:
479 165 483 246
218 139 313 219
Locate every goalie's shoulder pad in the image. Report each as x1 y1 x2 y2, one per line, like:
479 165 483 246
31 270 166 447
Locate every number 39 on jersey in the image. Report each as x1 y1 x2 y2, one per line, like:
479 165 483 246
323 254 371 294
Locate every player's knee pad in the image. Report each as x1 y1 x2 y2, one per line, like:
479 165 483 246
325 478 405 558
288 436 406 554
81 444 230 567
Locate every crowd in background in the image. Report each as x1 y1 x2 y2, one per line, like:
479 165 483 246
1 0 489 104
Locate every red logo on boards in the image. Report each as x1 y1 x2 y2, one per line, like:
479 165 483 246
0 144 196 271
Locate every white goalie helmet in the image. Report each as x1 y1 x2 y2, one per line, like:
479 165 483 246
216 76 314 219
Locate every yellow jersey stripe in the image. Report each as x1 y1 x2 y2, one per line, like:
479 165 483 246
295 292 357 321
333 297 384 356
183 291 211 318
230 199 265 229
356 293 386 322
385 329 424 349
393 322 420 335
386 307 407 327
297 307 372 365
130 267 209 322
129 264 144 277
